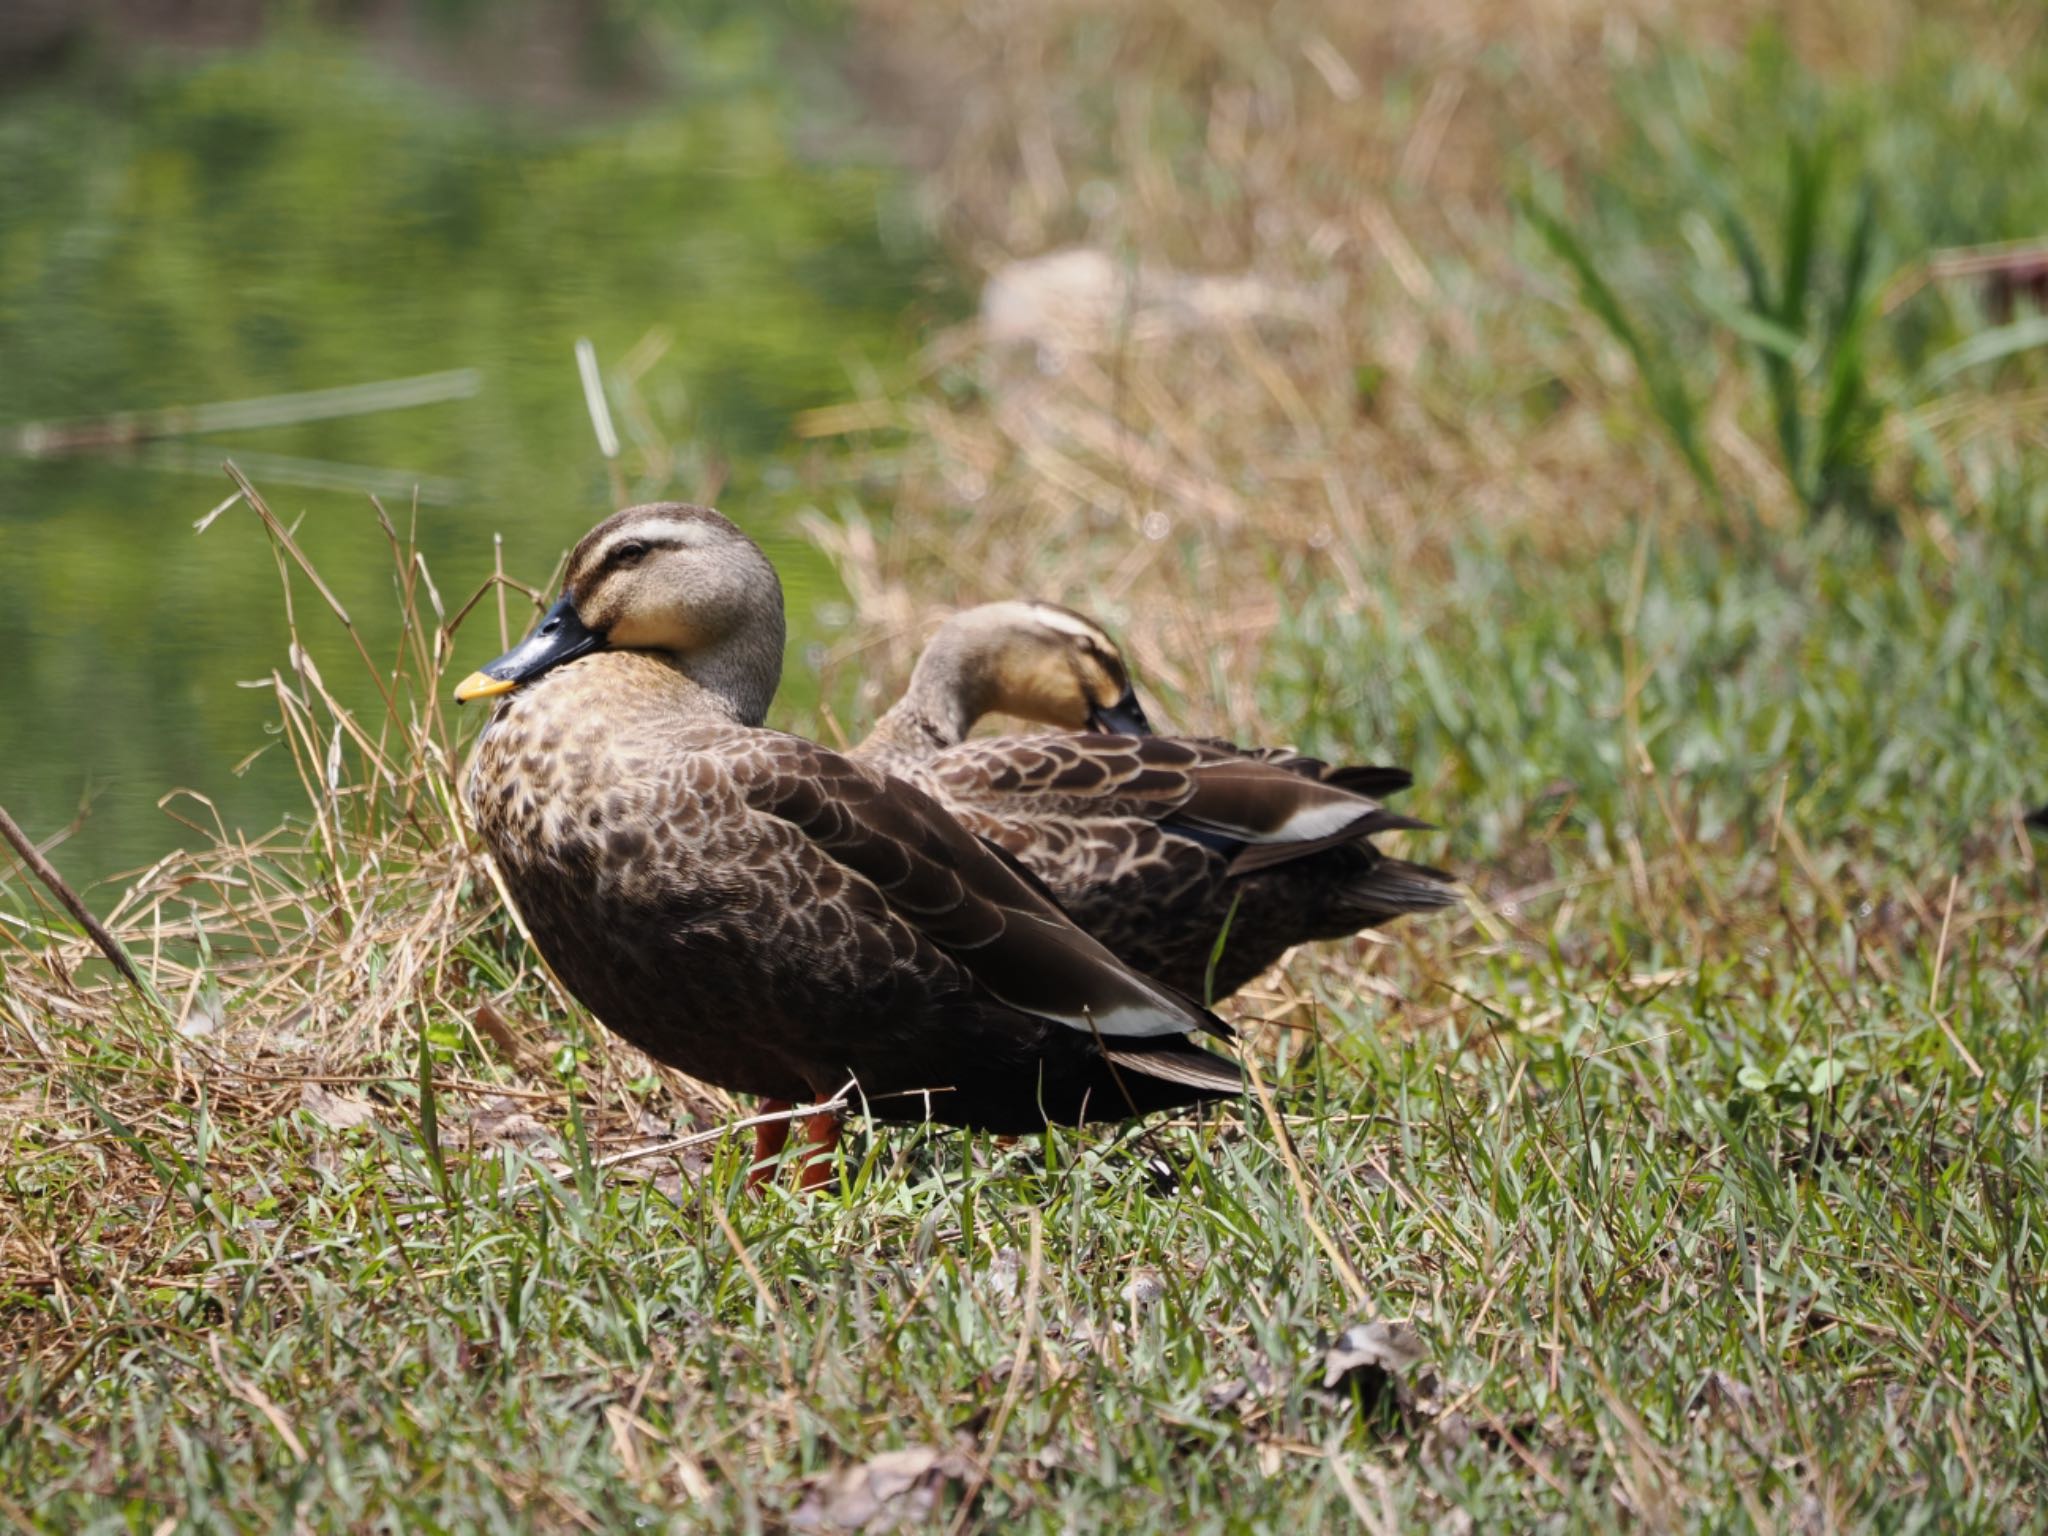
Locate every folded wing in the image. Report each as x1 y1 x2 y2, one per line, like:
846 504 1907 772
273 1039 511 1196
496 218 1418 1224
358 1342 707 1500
926 732 1431 873
740 736 1237 1059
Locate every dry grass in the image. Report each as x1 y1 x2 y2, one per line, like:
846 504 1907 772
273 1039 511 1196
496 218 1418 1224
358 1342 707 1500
826 0 2038 730
833 0 1722 613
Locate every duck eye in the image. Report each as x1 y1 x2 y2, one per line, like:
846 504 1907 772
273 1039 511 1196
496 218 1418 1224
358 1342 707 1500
614 542 649 566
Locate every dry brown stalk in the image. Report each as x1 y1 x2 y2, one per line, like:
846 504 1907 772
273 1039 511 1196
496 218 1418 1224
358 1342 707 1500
0 803 152 1003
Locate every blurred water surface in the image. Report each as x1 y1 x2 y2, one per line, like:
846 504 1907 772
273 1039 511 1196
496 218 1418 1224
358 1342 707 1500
0 8 923 896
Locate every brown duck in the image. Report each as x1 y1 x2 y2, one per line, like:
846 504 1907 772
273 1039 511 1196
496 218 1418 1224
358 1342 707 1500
850 601 1457 1001
456 506 1240 1188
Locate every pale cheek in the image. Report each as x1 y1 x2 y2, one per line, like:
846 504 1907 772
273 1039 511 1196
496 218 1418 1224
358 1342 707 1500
604 615 681 651
1046 687 1093 729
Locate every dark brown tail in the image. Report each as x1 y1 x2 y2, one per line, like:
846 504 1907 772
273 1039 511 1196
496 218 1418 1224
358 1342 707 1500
1322 764 1415 798
1329 856 1460 927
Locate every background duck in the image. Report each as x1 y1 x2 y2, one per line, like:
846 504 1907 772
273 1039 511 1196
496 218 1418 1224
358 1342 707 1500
456 505 1241 1189
851 600 1458 1001
857 600 1152 772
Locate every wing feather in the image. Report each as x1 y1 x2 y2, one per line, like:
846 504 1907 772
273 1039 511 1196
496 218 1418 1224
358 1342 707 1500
930 734 1427 874
737 736 1233 1047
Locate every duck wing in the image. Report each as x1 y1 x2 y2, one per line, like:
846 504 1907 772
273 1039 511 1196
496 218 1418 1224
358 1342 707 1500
1180 738 1414 799
734 733 1236 1061
922 733 1430 876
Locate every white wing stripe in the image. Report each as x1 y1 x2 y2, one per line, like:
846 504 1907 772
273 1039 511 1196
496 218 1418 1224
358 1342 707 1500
1186 796 1369 845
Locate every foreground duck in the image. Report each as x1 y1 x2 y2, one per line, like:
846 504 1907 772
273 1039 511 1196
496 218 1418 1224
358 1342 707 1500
456 505 1240 1188
851 601 1457 1000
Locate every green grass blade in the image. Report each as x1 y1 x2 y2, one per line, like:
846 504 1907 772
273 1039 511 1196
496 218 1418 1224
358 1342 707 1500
1776 137 1827 335
1917 313 2048 391
1204 889 1245 1008
417 1019 450 1208
1814 178 1883 514
1527 200 1717 497
1709 184 1805 499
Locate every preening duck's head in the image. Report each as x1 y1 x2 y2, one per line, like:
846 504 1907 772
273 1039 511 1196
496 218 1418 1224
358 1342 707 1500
456 503 786 723
915 600 1151 738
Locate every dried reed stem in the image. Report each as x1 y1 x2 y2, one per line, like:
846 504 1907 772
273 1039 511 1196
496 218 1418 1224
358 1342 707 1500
0 803 152 1002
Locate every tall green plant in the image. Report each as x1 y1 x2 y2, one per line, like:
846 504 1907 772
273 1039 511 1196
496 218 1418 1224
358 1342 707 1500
1527 203 1717 502
1529 136 1889 523
1707 138 1884 518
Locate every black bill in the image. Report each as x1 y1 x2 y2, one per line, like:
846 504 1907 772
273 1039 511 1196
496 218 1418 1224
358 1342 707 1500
1087 687 1153 737
454 593 602 703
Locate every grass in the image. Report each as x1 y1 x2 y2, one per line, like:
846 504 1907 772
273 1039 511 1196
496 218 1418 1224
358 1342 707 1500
6 0 2048 1529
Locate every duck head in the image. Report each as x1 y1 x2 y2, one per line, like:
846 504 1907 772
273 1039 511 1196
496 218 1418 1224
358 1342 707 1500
456 503 786 724
913 600 1151 739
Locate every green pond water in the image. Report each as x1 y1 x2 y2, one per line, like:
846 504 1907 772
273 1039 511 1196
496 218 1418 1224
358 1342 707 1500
0 14 928 901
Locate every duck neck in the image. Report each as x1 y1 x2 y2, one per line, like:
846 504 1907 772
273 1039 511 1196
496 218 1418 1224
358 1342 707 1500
663 624 784 726
869 643 990 754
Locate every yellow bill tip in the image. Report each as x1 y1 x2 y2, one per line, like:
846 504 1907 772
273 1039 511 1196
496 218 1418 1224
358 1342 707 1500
454 670 517 704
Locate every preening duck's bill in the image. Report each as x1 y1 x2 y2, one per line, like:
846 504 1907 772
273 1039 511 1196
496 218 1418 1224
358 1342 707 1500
1086 685 1153 736
454 594 601 703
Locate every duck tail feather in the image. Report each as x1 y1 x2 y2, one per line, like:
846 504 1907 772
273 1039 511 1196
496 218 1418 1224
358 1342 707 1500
1322 765 1414 798
1105 1045 1245 1095
1222 809 1434 875
1337 856 1461 920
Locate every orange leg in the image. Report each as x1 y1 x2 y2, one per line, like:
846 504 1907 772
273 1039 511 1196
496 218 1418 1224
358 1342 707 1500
748 1099 794 1192
796 1111 842 1192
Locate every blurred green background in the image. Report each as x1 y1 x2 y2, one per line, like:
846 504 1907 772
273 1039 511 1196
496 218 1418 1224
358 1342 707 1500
0 1 927 895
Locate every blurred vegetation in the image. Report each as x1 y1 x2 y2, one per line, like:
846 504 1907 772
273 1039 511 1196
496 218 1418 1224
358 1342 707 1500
0 3 929 891
1527 24 2048 521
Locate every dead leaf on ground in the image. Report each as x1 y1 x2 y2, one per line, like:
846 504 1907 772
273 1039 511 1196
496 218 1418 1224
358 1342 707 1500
176 996 224 1041
1121 1265 1166 1314
299 1084 377 1131
1206 1321 1437 1427
1203 1350 1280 1414
1687 1369 1760 1425
591 1113 710 1200
473 1001 551 1076
1319 1319 1429 1415
788 1446 970 1532
610 1159 701 1207
985 1246 1022 1304
465 1095 552 1148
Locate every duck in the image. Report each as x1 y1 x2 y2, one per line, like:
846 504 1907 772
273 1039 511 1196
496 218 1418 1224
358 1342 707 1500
849 601 1457 1001
856 600 1153 771
455 504 1241 1190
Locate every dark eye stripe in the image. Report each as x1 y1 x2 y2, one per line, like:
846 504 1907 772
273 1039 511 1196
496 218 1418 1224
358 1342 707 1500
600 535 679 570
